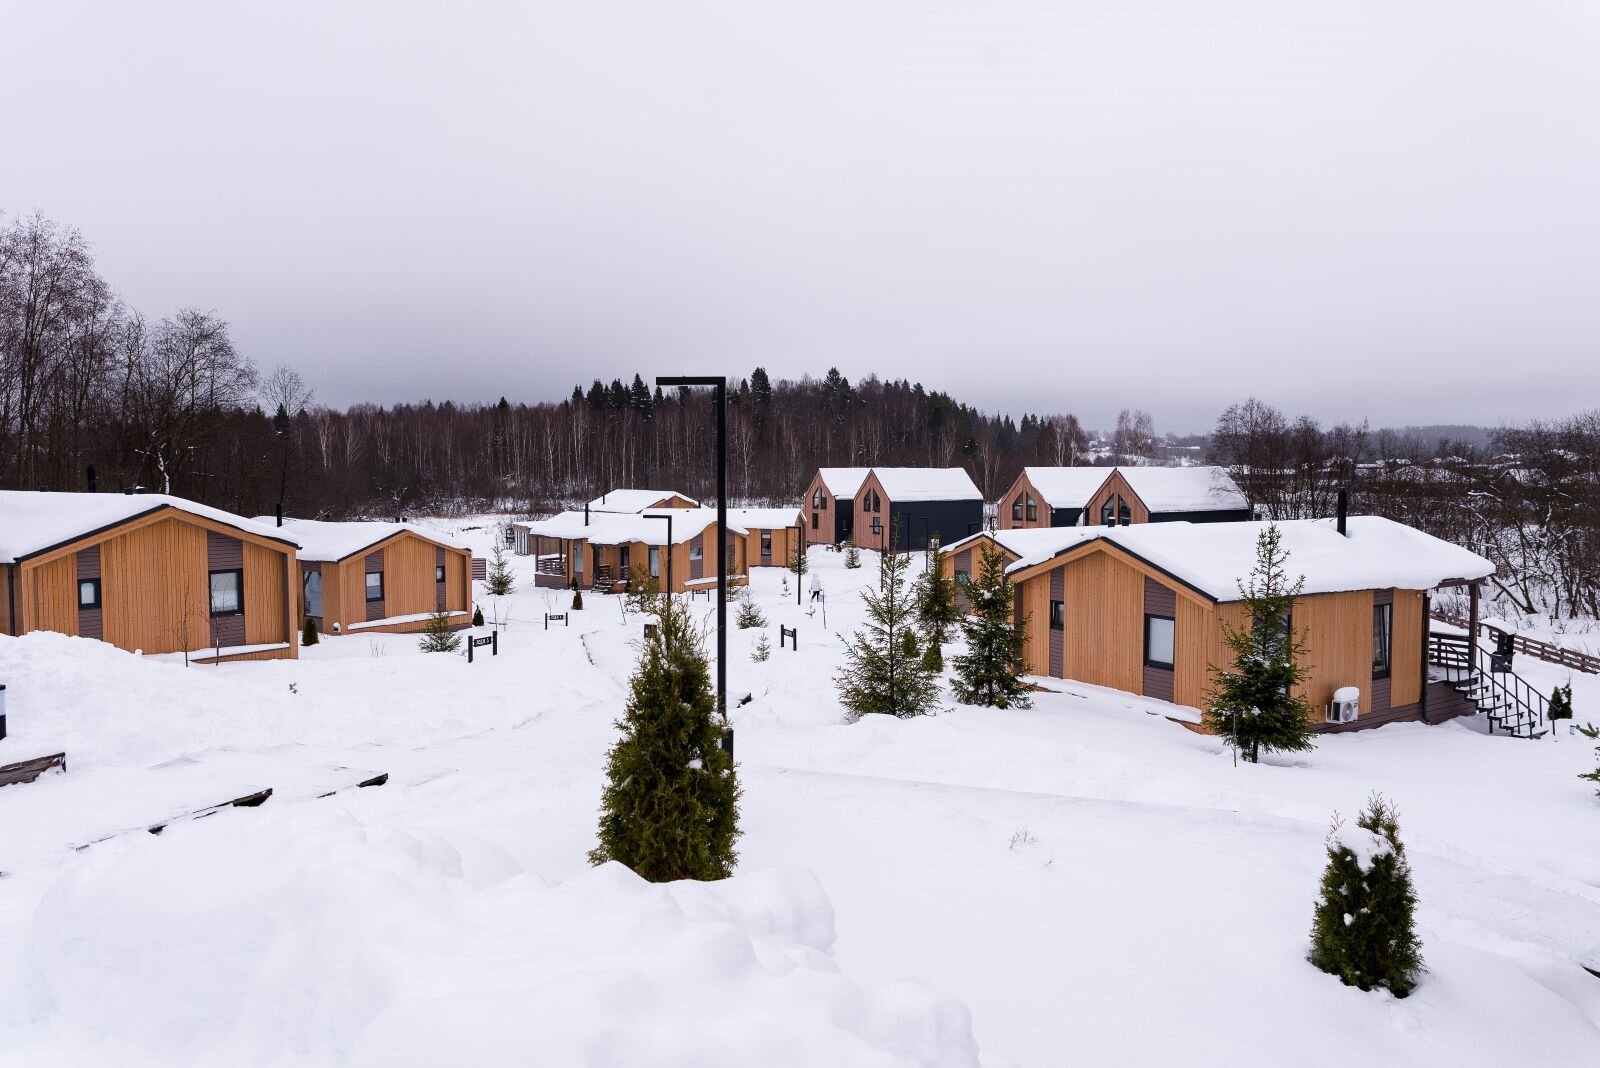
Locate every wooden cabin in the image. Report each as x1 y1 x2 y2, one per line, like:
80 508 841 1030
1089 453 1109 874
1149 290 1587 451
850 468 984 553
515 489 698 555
728 507 803 568
518 509 748 594
997 466 1249 529
947 516 1494 733
0 491 300 663
268 519 472 636
802 468 873 546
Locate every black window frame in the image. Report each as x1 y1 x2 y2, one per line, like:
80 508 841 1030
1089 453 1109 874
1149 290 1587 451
1144 613 1176 669
954 568 971 585
365 570 385 603
1025 495 1037 522
435 564 446 583
1101 497 1115 526
1117 495 1131 525
78 577 102 610
760 530 772 555
1050 599 1064 630
810 511 819 530
208 568 244 618
1011 497 1024 521
871 516 883 536
1372 602 1393 678
813 490 826 510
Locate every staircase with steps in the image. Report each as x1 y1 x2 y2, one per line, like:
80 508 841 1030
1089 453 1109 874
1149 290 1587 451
1428 632 1550 739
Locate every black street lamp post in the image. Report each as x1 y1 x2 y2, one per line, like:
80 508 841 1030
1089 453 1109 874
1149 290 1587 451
656 376 730 748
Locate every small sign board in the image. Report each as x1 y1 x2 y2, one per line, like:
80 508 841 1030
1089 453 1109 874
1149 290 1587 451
467 630 499 662
545 612 568 630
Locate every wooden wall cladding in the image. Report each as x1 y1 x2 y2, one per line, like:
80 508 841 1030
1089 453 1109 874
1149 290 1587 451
243 542 288 646
1290 589 1375 714
99 515 211 654
1059 550 1146 694
1390 588 1425 708
76 546 103 640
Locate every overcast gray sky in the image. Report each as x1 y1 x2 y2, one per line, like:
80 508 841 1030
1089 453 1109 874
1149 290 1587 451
3 1 1597 432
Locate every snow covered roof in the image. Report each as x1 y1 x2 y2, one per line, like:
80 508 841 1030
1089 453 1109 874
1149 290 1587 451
518 508 742 546
257 518 469 562
586 489 698 513
942 526 1101 560
0 491 294 564
1117 466 1248 513
1017 467 1118 510
727 507 802 530
815 468 874 497
869 468 982 503
1005 517 1493 601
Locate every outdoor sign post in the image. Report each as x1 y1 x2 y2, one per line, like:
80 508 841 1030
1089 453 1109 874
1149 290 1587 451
467 632 497 663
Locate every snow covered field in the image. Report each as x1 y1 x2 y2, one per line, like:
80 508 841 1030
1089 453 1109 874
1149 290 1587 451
2 518 1599 1066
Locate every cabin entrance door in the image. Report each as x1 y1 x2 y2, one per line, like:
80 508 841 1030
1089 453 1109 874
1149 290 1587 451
303 569 323 620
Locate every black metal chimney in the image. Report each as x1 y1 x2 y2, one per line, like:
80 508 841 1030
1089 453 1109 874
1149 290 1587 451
1336 487 1348 537
276 503 284 527
585 502 590 526
86 464 97 493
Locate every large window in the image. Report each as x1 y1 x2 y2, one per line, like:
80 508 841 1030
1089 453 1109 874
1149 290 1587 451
435 564 445 583
760 531 772 555
812 490 826 510
303 570 323 618
955 568 970 585
78 578 101 610
1145 614 1175 668
1025 495 1037 522
811 512 818 530
649 546 661 578
365 570 384 602
1372 602 1392 677
1101 497 1115 525
1050 599 1064 630
209 569 243 616
871 517 882 536
690 543 703 561
1012 497 1024 522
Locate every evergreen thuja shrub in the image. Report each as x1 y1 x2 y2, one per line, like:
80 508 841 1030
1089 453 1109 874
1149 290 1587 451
301 616 319 646
472 606 485 627
1309 794 1424 997
590 597 741 881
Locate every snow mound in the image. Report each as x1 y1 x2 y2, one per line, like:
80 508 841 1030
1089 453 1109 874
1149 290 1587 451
23 810 979 1067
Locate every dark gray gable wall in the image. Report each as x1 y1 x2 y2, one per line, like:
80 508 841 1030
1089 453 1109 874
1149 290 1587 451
887 499 983 551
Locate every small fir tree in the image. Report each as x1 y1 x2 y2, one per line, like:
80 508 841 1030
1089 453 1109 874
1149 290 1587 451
736 591 767 629
835 522 940 719
844 537 861 569
1548 681 1574 723
915 540 963 659
1582 747 1600 799
921 638 943 674
472 605 485 627
789 539 808 578
417 609 462 653
781 574 790 597
301 616 319 646
1204 523 1318 763
751 631 771 662
952 542 1032 709
1309 794 1424 997
571 580 584 611
485 540 515 596
624 566 663 614
589 597 741 881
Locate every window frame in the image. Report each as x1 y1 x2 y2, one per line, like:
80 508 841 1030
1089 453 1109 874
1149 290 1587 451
209 568 244 618
1050 599 1065 630
1144 613 1176 669
1011 497 1024 522
871 516 883 536
760 530 772 555
689 542 704 561
1101 497 1115 526
954 568 970 585
78 577 102 610
435 564 446 583
1372 602 1393 678
1025 495 1037 522
810 512 818 530
365 570 385 603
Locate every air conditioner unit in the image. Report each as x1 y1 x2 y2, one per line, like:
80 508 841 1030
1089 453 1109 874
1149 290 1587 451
1327 686 1360 724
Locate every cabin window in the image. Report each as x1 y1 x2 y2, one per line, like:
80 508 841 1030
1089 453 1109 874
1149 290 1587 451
365 571 384 602
435 564 445 583
209 569 243 616
303 570 323 618
1101 497 1115 525
1050 599 1064 630
1026 495 1037 522
690 543 703 561
1372 602 1392 677
78 578 102 610
955 569 970 585
760 531 772 555
871 517 882 536
812 490 826 510
649 546 661 578
1145 615 1175 668
1011 497 1024 522
1117 496 1131 525
810 512 818 530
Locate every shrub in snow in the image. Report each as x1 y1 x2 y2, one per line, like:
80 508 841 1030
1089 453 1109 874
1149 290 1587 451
952 542 1032 710
1582 742 1600 799
417 610 462 653
591 596 741 881
301 616 319 646
572 586 584 611
1548 681 1574 723
844 537 861 569
736 592 767 630
788 539 808 577
835 524 940 720
1204 523 1316 763
624 566 662 614
472 606 485 627
485 540 515 596
921 639 943 674
915 542 962 663
1309 794 1423 998
751 632 771 662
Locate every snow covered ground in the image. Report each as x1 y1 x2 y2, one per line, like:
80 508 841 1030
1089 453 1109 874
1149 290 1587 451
1 517 1598 1066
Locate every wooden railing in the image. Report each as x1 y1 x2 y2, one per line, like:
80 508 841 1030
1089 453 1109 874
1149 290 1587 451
1431 609 1600 675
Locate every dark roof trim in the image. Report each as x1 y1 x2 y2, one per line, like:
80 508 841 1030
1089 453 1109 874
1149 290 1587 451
13 503 299 564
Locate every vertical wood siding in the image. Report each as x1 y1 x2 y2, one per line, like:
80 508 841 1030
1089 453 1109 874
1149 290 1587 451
26 554 78 637
855 471 891 553
998 473 1053 530
242 542 288 646
1390 589 1425 709
1085 470 1150 526
1141 578 1177 700
1289 589 1375 714
364 549 386 622
1174 597 1217 708
76 546 102 640
953 548 972 612
1049 567 1065 678
1059 550 1146 694
0 566 10 635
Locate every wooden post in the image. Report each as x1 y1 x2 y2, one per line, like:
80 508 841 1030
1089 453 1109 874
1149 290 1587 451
1468 580 1481 669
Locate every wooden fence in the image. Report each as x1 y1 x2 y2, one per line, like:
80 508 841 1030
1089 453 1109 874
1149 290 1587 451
1431 609 1600 675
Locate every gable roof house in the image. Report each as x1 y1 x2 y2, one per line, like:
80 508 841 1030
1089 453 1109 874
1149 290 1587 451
514 508 748 594
586 489 700 514
851 468 985 553
998 466 1250 530
946 515 1496 733
2 491 301 663
727 507 803 568
801 468 874 546
263 519 472 637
